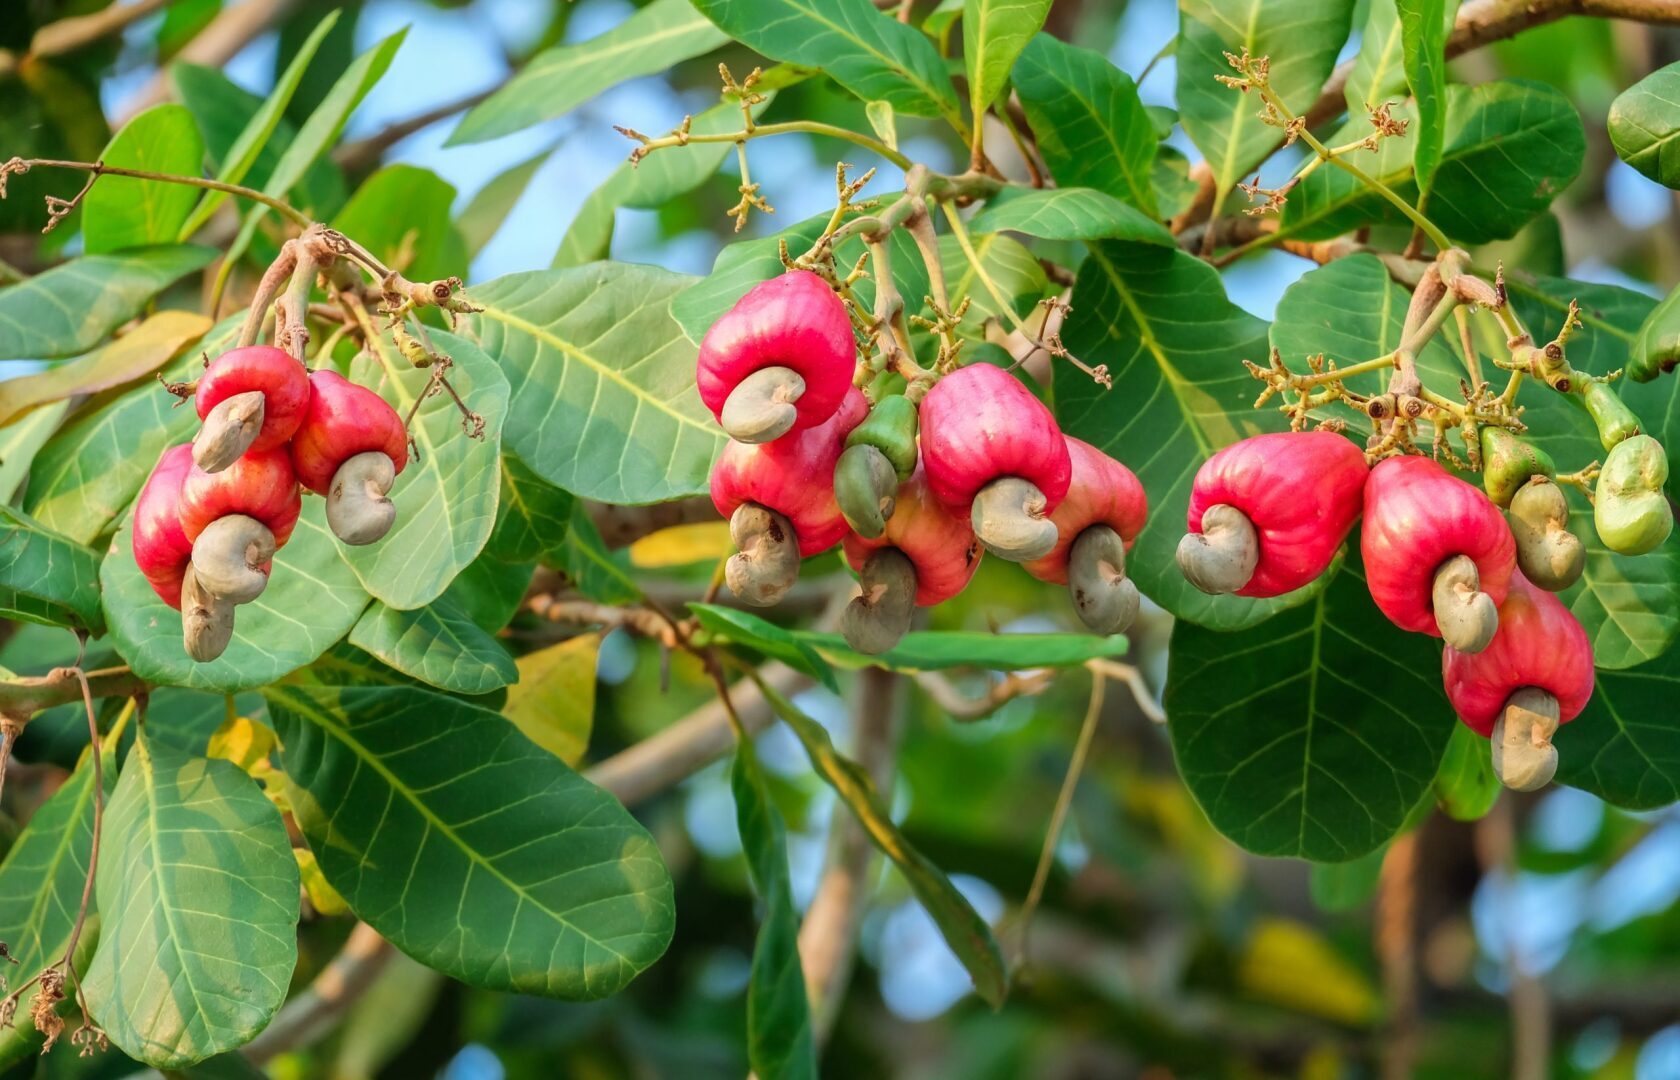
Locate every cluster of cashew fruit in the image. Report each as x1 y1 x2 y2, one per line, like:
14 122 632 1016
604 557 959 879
1179 432 1603 793
132 346 408 661
703 271 1148 654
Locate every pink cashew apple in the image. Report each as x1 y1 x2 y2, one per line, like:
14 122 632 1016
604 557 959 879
191 345 311 472
1022 436 1148 634
291 370 410 546
132 444 197 609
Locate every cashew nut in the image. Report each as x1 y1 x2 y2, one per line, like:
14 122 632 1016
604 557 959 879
720 366 805 444
1432 554 1498 653
190 514 276 604
1509 477 1584 592
1490 686 1561 792
834 443 899 539
181 564 236 663
1068 525 1140 635
725 502 801 606
1176 503 1259 595
327 451 398 546
192 390 266 473
971 476 1058 562
841 548 916 654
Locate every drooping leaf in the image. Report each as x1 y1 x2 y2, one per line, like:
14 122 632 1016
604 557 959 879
1433 722 1500 821
502 634 598 766
459 150 550 259
82 104 205 253
338 327 508 610
84 734 299 1068
732 736 817 1080
966 185 1174 245
0 505 105 632
0 310 209 427
0 246 215 361
963 0 1052 136
331 164 467 284
450 0 728 145
1608 59 1680 188
1164 560 1456 861
754 677 1009 1007
488 455 574 563
265 683 676 997
348 595 517 695
1396 0 1451 194
463 263 720 504
690 604 839 692
1055 240 1320 630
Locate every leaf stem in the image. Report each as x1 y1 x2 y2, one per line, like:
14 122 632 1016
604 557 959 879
624 120 913 171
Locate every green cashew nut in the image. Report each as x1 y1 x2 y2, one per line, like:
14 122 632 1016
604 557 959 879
1480 427 1556 508
1630 285 1680 383
1508 477 1584 592
1594 434 1674 556
834 444 900 538
1580 381 1641 452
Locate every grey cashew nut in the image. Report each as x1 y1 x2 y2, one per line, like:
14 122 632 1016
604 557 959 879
726 503 801 607
841 548 916 655
971 476 1058 562
190 514 276 605
192 390 266 473
1432 554 1498 653
1491 686 1560 792
1509 477 1584 592
720 366 805 444
1176 503 1259 595
1068 525 1140 635
182 564 236 663
327 451 398 546
834 443 899 539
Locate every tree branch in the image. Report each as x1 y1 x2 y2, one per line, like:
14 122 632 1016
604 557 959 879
243 922 393 1064
119 0 303 121
911 669 1054 721
27 0 171 59
0 667 146 721
333 88 498 173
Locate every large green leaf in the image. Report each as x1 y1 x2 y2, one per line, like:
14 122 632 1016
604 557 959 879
84 734 299 1068
1014 33 1157 215
338 327 508 610
348 596 516 695
82 104 204 253
450 0 727 145
101 499 371 692
963 0 1052 137
1556 654 1680 809
1396 0 1450 194
331 164 467 284
966 185 1174 246
0 506 104 633
1176 0 1355 205
487 455 573 563
1055 240 1320 630
1344 0 1405 114
0 246 215 361
1608 59 1680 188
265 683 675 997
940 232 1047 322
463 263 720 505
1164 560 1456 861
691 0 965 133
552 505 641 605
690 604 839 691
732 737 817 1079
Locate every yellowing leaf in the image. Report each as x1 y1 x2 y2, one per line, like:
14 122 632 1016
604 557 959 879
296 847 350 916
207 714 278 774
502 635 598 765
0 310 209 426
629 521 733 568
1237 918 1380 1025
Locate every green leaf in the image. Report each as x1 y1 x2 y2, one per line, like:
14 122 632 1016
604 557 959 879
0 310 209 428
488 455 574 563
691 0 966 134
503 635 598 766
102 498 370 692
941 231 1047 322
1176 0 1356 204
174 11 340 238
1309 845 1386 911
450 0 727 145
459 150 550 258
338 327 508 610
1344 0 1404 114
1014 33 1157 215
82 104 205 253
732 737 817 1080
265 683 675 997
0 401 70 504
463 263 721 504
963 0 1051 136
0 246 215 360
690 604 839 692
1556 654 1680 809
1164 560 1456 861
1396 0 1450 194
85 734 299 1068
754 677 1008 1007
331 164 467 284
807 629 1127 671
1608 59 1680 188
1433 722 1500 822
348 596 516 695
0 506 105 632
552 505 641 605
444 552 534 633
1055 241 1320 630
966 185 1174 245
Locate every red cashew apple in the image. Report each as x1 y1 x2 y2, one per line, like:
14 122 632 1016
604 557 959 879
1442 572 1594 791
192 345 311 472
840 467 983 653
710 387 868 606
291 370 410 546
132 444 197 609
697 270 856 444
1022 436 1148 634
1363 454 1516 653
178 447 301 608
1178 430 1366 598
919 363 1072 562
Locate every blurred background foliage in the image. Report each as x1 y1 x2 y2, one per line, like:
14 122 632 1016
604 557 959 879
1 0 1679 1077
